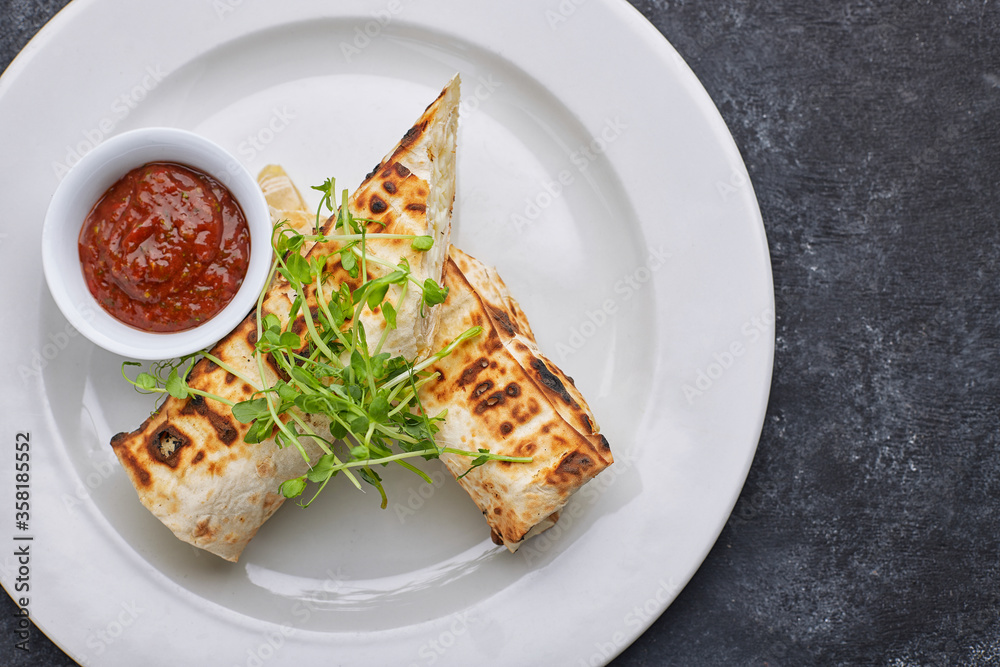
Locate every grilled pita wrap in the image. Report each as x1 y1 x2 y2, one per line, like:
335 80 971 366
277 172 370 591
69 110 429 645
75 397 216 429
417 246 613 550
262 76 459 362
110 77 461 561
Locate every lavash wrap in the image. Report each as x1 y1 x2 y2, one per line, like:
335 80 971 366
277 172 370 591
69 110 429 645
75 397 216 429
110 77 461 561
417 246 614 550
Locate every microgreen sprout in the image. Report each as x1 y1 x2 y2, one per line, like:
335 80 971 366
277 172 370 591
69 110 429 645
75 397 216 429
123 179 532 509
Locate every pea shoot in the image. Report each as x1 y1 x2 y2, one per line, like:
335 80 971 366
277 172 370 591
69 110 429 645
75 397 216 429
124 178 531 509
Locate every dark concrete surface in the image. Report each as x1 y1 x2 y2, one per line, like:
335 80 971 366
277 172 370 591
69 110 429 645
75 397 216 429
3 0 999 665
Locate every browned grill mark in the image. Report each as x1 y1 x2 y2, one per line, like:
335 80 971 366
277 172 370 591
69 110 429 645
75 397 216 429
382 181 397 194
547 449 596 485
473 381 494 398
491 308 518 335
458 357 490 387
505 383 521 398
406 202 426 212
400 121 427 148
580 414 594 433
224 372 237 385
515 441 537 457
192 451 206 465
530 358 577 407
193 517 216 539
370 195 388 214
475 391 506 414
256 459 276 478
510 402 531 424
181 395 239 445
147 426 189 468
110 436 152 487
365 162 382 180
599 434 611 452
394 162 411 178
500 422 513 436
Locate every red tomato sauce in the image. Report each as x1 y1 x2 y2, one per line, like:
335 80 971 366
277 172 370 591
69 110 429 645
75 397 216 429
78 162 251 333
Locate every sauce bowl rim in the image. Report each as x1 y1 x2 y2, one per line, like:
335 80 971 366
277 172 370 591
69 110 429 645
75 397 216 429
41 127 272 361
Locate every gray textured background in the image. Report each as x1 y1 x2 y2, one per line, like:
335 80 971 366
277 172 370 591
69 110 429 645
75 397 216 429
3 0 999 665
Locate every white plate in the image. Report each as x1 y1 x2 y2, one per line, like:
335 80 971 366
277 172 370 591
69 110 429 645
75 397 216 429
0 1 773 665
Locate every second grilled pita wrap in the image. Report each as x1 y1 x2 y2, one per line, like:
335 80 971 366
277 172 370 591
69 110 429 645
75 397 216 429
417 247 613 550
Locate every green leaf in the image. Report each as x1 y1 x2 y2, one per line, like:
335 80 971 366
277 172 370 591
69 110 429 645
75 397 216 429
384 356 408 377
263 313 281 333
244 418 273 444
411 235 434 251
457 449 493 479
279 331 302 349
329 420 348 440
289 366 321 390
306 454 338 483
366 282 390 310
280 476 308 498
341 249 357 276
422 278 449 307
276 230 304 257
286 252 312 285
359 467 381 484
296 394 328 415
232 398 268 424
351 284 366 306
349 414 370 435
310 177 336 201
261 329 282 349
287 296 303 325
135 372 158 391
327 300 346 328
276 382 299 404
165 368 189 400
382 301 397 330
350 350 367 380
369 395 390 422
359 467 388 509
310 255 326 277
369 352 391 380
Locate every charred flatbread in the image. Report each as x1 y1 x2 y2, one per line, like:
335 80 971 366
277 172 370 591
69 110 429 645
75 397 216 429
417 246 613 550
110 77 461 561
